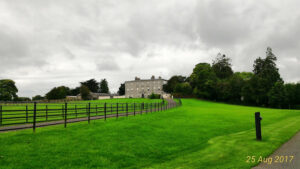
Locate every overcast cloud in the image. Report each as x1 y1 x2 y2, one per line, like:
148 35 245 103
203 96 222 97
0 0 299 97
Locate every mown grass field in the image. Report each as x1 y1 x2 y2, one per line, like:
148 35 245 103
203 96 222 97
0 99 300 169
0 98 163 126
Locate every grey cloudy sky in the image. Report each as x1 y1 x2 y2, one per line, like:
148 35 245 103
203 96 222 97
0 0 299 97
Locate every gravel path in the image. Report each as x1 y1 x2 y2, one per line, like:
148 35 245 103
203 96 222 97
253 131 300 169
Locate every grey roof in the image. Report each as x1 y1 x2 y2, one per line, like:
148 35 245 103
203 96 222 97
125 78 167 83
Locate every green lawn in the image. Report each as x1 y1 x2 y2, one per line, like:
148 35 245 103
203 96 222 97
0 99 300 169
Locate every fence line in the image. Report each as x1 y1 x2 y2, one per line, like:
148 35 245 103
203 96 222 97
0 99 182 132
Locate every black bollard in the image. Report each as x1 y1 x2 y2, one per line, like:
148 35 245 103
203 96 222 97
255 112 262 141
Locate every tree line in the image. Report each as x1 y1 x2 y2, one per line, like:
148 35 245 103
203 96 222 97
163 47 300 109
0 78 125 101
1 47 299 108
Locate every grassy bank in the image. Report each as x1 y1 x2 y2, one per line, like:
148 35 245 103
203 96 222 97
0 99 299 169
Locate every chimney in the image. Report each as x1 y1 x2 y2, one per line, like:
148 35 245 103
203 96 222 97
135 77 140 81
151 75 155 80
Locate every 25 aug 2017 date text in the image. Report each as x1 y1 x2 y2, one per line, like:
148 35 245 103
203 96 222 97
246 155 294 165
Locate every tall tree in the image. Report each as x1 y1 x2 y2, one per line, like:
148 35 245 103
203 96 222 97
163 75 186 93
212 53 233 79
0 79 18 101
70 87 81 96
215 80 231 102
228 74 245 103
284 83 297 109
80 85 91 100
80 79 99 93
296 83 300 105
235 72 254 81
45 86 70 100
99 79 109 93
174 82 192 95
118 83 125 95
243 47 282 106
268 81 286 108
190 63 218 99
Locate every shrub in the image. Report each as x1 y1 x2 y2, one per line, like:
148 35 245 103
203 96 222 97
80 85 92 100
148 93 161 99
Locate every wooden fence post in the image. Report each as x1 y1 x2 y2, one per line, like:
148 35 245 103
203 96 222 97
116 103 119 118
88 103 91 124
33 102 37 132
104 103 107 121
140 103 142 115
0 105 2 126
26 105 28 123
64 103 67 128
46 105 48 121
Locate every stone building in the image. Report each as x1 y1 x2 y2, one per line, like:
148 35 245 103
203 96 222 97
125 76 167 98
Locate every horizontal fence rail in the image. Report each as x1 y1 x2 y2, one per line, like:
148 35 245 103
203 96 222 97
0 99 182 132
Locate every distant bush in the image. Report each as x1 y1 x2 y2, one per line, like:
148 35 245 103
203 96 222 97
15 97 31 101
80 85 92 100
32 95 44 101
46 86 70 100
148 93 161 99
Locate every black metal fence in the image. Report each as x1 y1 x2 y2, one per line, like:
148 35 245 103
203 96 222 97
0 99 182 132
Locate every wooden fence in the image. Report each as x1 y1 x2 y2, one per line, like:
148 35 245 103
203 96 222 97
0 99 182 132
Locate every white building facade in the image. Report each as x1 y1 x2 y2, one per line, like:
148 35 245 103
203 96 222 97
125 76 167 98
